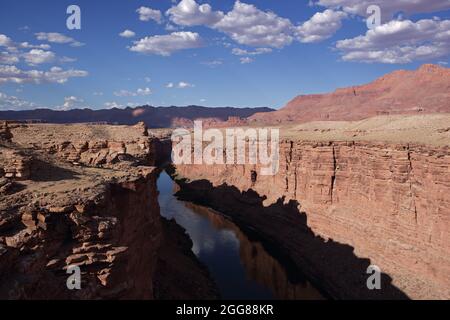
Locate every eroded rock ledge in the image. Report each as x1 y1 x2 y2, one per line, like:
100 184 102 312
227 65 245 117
0 123 216 300
172 140 450 300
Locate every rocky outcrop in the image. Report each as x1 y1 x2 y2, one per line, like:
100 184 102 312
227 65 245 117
0 166 161 299
173 140 450 299
9 123 162 168
0 148 31 180
49 139 153 167
0 123 217 300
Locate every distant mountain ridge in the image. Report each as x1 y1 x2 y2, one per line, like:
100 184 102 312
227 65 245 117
249 64 450 124
0 105 273 128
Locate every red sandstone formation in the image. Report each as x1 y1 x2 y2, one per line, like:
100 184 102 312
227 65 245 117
173 139 450 299
250 64 450 124
9 123 157 168
0 124 216 300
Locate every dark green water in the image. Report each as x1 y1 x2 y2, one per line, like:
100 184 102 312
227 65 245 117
157 171 323 300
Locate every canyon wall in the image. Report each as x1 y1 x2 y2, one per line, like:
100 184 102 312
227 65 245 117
0 168 161 299
0 123 217 300
173 140 450 299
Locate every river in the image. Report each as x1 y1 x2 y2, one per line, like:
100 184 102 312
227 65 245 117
157 171 324 300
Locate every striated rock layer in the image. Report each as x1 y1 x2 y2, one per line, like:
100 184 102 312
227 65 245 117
250 64 450 125
0 165 161 299
9 122 157 168
173 140 450 299
0 123 217 300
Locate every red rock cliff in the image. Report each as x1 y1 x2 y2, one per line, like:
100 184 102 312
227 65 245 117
0 167 161 299
250 64 450 124
173 140 450 299
0 124 217 300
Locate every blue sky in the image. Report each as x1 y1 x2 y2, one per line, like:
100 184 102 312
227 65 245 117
0 0 449 110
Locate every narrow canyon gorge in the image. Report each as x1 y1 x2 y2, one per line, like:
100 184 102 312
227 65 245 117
1 115 449 300
1 0 450 306
172 137 450 299
0 122 217 299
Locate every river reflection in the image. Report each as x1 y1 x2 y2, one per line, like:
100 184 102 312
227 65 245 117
157 171 323 300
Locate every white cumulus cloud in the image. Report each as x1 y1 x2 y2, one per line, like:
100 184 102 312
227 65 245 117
129 31 203 56
336 18 450 63
166 0 295 48
314 0 450 21
35 32 84 47
57 96 87 111
0 91 37 110
213 1 294 48
0 52 20 64
178 81 194 88
166 0 224 26
137 7 163 23
0 34 79 67
0 65 88 84
0 34 13 47
119 29 136 38
296 9 347 43
23 49 55 65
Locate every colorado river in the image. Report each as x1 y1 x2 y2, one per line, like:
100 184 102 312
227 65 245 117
157 171 324 300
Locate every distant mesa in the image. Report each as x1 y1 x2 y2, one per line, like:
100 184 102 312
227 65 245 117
249 64 450 125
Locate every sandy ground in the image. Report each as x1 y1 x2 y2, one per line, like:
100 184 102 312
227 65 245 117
269 114 450 146
10 123 148 145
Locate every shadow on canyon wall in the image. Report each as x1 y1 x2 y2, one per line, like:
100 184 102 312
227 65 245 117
170 173 410 300
181 200 325 300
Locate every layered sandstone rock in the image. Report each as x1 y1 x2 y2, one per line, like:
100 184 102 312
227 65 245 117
173 140 450 299
8 123 160 168
0 162 161 299
250 64 450 125
0 123 216 300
